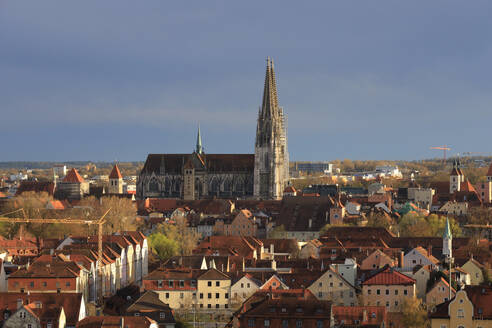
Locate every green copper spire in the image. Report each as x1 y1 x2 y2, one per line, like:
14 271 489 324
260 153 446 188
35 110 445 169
443 217 452 239
196 124 203 154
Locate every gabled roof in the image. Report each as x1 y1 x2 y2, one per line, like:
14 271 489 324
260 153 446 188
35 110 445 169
430 286 492 319
63 168 84 183
76 316 157 328
362 266 415 286
198 268 230 280
333 306 387 327
109 164 123 179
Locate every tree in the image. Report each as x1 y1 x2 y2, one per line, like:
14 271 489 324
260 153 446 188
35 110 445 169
401 298 430 328
148 232 179 261
398 214 431 237
156 216 200 256
366 212 393 230
79 196 138 233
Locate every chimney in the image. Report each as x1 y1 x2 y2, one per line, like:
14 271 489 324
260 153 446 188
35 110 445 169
362 309 368 322
270 244 274 255
427 245 433 258
119 317 124 328
242 257 245 272
399 251 404 268
308 219 312 229
271 260 277 271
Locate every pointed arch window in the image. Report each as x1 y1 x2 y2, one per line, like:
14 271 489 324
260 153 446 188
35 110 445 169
149 178 159 192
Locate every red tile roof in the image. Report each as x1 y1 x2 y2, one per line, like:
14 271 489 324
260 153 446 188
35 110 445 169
109 164 123 179
284 186 296 193
63 168 84 183
362 267 415 286
76 316 157 328
460 179 476 193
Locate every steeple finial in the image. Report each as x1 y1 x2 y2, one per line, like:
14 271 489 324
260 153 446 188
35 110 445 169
196 124 203 154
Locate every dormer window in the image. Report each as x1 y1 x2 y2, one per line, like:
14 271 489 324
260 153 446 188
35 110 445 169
296 307 303 313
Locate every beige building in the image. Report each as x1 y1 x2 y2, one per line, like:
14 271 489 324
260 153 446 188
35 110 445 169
407 265 431 299
361 267 416 312
426 277 455 306
429 286 492 328
308 268 357 306
197 268 231 310
360 249 396 270
459 258 486 285
439 200 468 216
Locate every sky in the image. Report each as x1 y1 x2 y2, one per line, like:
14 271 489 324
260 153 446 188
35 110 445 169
1 1 491 162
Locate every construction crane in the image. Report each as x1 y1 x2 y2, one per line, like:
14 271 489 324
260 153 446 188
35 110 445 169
430 145 451 168
0 208 110 303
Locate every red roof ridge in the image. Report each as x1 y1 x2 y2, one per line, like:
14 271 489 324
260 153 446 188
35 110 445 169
63 168 84 183
109 164 123 179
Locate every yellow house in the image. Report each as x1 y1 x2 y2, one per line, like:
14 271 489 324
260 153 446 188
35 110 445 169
361 266 416 312
429 286 492 328
460 258 485 285
308 268 357 306
197 268 231 310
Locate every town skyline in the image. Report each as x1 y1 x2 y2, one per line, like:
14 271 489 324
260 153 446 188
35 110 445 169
2 1 492 161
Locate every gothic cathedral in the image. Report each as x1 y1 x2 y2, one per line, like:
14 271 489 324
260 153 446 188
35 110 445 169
137 58 289 200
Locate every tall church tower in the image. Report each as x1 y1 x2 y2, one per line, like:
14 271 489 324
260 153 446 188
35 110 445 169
254 58 289 200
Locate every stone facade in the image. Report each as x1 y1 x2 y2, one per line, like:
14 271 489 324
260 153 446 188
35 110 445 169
137 58 289 200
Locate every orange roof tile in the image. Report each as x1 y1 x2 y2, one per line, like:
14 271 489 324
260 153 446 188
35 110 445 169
109 164 123 179
63 168 84 183
362 267 415 286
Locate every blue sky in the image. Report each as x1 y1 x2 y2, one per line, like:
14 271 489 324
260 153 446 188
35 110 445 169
1 1 491 162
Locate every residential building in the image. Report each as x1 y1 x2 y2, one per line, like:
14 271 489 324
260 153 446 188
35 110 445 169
125 291 176 328
308 268 357 306
429 286 492 328
361 266 416 312
404 246 439 271
230 274 261 307
76 316 158 328
426 277 455 306
56 168 89 200
360 249 397 271
196 268 231 310
332 306 387 327
459 257 486 285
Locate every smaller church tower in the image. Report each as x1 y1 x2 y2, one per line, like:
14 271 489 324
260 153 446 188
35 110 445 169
449 160 463 193
109 164 123 194
442 217 452 259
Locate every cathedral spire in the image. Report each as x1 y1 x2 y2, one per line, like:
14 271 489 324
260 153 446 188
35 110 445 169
196 124 203 154
261 57 280 118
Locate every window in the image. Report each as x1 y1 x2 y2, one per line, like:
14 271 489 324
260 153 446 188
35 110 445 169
30 281 34 288
247 283 250 288
248 319 255 327
395 301 398 306
215 293 219 299
241 283 244 288
395 290 398 295
216 304 219 308
318 292 323 298
47 324 53 328
404 289 408 295
316 321 323 328
329 282 333 287
349 291 354 297
158 280 163 288
282 320 289 328
273 282 277 287
35 302 41 309
66 282 70 287
207 304 211 309
386 301 389 307
368 289 371 295
264 319 270 327
179 280 184 288
216 281 220 287
296 320 303 328
165 293 169 299
319 282 322 287
225 293 229 299
180 293 184 299
457 309 464 318
19 311 26 319
42 282 47 287
199 293 203 299
281 307 287 313
377 289 380 295
386 289 389 295
160 312 165 319
208 281 212 287
296 307 303 313
169 281 174 288
208 293 212 299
